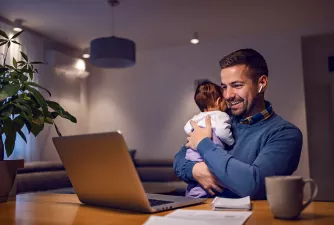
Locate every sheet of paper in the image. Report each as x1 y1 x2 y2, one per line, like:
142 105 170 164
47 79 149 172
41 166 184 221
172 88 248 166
165 209 252 225
212 196 250 208
142 216 213 225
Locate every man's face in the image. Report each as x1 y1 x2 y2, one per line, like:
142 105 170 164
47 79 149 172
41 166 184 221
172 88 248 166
220 65 259 118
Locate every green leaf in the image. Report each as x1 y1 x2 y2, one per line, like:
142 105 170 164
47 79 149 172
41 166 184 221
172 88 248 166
60 111 77 123
31 117 44 137
29 71 33 80
0 38 7 42
32 113 44 125
46 101 77 123
26 82 51 97
17 130 27 143
23 94 32 102
45 116 54 124
13 102 32 114
11 30 24 40
13 115 25 130
5 64 15 70
20 112 32 133
26 86 48 114
17 72 29 82
0 103 12 113
7 41 11 48
28 95 41 110
0 41 8 47
0 84 20 101
13 57 17 68
0 105 13 118
20 51 28 62
3 119 16 158
12 40 21 45
4 75 20 83
5 132 16 157
0 30 9 39
46 101 62 111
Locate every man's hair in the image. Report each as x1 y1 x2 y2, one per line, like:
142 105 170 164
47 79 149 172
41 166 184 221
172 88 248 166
194 79 224 112
219 48 268 81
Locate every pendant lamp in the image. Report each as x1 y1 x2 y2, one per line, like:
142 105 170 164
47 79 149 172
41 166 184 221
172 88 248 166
90 0 136 68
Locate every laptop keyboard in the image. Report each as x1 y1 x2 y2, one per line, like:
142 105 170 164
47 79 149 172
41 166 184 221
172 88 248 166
148 199 174 207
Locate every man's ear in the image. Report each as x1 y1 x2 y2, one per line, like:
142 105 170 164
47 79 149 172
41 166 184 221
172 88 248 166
258 75 268 93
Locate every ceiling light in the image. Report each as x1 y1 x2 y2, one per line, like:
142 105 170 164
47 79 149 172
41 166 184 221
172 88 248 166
13 27 22 32
82 53 90 59
190 32 199 44
74 59 86 71
90 0 136 68
13 19 23 32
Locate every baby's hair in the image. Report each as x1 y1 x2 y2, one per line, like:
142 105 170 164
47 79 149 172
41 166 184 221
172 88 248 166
194 79 224 112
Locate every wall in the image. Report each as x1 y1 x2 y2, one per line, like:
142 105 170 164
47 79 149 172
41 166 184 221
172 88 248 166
88 33 310 181
0 21 89 161
302 33 334 201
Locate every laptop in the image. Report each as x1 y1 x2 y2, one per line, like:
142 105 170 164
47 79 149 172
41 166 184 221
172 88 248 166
52 131 206 213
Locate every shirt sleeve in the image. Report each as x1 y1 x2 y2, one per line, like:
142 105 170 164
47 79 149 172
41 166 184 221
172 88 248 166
173 145 197 183
212 112 234 146
184 120 193 134
197 126 303 199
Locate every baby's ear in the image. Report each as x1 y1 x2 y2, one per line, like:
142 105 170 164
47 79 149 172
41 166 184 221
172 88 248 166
219 98 227 112
215 97 221 106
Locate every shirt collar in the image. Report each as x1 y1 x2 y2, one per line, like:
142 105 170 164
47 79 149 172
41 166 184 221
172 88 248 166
239 101 273 125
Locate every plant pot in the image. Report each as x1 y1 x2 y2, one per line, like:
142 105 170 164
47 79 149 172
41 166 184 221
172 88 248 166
0 159 24 203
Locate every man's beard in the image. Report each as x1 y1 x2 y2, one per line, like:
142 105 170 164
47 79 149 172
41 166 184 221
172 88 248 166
227 99 247 117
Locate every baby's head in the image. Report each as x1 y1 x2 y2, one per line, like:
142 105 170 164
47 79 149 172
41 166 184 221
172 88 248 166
194 79 226 112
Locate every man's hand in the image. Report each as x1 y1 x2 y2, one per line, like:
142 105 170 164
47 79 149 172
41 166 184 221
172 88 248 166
185 116 212 150
192 162 223 196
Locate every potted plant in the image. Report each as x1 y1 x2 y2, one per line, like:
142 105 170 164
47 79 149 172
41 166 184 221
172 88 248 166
0 29 77 202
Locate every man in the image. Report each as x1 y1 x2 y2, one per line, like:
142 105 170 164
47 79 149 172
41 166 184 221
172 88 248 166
173 49 302 199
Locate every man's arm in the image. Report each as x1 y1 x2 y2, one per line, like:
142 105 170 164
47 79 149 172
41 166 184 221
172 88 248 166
198 126 303 199
173 145 224 195
173 145 197 183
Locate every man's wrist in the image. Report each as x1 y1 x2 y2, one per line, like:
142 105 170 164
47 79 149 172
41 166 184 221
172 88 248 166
197 137 215 155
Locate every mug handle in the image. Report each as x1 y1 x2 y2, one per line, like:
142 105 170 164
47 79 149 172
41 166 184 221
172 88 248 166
301 178 318 211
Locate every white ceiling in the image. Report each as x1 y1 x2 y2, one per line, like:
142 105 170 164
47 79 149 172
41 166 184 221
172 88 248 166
0 0 333 51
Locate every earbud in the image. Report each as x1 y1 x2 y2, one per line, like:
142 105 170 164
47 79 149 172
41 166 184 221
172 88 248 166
258 85 263 93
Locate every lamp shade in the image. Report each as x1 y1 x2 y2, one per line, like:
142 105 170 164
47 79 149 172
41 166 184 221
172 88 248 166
90 36 136 68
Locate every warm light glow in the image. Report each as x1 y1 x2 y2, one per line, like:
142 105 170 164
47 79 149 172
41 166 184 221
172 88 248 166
82 53 90 59
74 59 86 71
13 27 22 32
190 38 199 44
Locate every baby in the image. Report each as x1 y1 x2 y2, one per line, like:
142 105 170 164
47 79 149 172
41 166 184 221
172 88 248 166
184 80 234 198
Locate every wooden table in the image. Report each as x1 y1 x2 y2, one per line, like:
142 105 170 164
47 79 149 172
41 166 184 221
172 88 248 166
0 193 333 225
